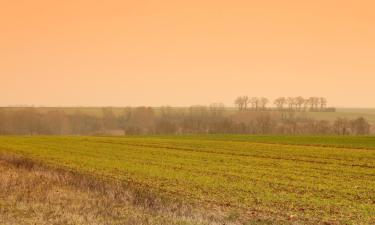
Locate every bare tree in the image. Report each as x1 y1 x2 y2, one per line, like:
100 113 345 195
303 98 310 111
286 97 295 111
274 97 286 111
319 97 327 111
350 117 370 135
253 112 276 134
307 97 315 111
259 97 269 110
234 97 245 111
243 96 250 111
209 103 225 116
295 96 305 111
102 107 117 130
333 118 350 135
250 97 260 111
314 97 321 111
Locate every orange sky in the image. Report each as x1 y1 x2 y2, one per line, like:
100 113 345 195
1 0 374 107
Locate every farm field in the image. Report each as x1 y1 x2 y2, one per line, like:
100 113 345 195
0 135 374 224
164 135 375 149
297 108 375 123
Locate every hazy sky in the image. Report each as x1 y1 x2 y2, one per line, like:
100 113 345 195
1 0 374 107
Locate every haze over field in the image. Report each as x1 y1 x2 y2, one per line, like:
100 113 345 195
1 0 375 107
1 2 375 224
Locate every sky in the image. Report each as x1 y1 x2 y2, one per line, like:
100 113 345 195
1 0 374 107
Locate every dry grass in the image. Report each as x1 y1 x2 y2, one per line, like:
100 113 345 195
0 154 228 225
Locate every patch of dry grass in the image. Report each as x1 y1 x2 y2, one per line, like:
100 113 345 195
0 154 227 225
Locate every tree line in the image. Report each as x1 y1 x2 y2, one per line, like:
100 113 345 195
0 106 371 135
235 96 335 112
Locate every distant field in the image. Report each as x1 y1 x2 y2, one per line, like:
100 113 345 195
0 135 374 224
164 134 375 149
3 107 375 123
299 108 375 123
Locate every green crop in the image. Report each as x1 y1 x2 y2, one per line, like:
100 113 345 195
0 135 374 224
